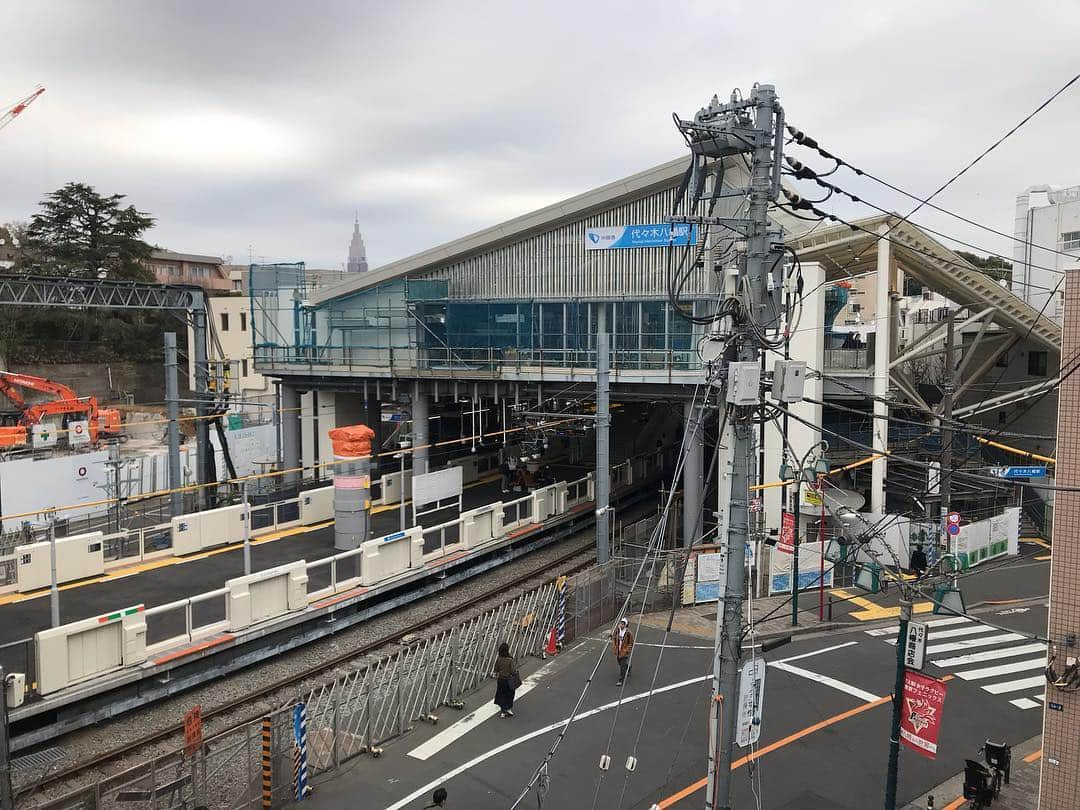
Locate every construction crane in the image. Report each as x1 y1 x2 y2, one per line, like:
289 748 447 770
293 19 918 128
0 371 122 448
0 85 45 132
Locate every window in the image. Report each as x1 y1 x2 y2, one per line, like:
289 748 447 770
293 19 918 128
240 312 247 331
241 359 248 377
1028 350 1048 376
1061 231 1080 251
220 312 229 331
19 554 30 565
922 290 933 301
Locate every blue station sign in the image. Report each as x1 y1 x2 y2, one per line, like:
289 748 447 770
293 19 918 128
989 466 1048 479
584 223 698 250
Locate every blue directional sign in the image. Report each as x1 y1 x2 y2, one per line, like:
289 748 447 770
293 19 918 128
990 466 1048 479
584 223 698 250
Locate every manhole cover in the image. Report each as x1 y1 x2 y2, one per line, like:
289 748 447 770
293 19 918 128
11 746 67 774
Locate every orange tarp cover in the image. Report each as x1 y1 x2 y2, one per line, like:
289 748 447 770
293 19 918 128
328 424 375 457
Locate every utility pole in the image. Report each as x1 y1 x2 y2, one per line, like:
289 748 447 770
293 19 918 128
672 85 785 810
885 598 913 809
595 304 611 565
0 666 12 810
940 319 955 545
164 332 183 517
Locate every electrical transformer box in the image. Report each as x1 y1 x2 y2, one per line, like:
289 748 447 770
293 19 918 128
726 362 761 405
771 360 807 403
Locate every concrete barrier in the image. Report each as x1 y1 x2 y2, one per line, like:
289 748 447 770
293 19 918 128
35 604 146 695
16 531 106 593
226 561 308 631
462 503 502 549
171 504 245 556
361 526 424 585
300 485 334 524
532 485 558 523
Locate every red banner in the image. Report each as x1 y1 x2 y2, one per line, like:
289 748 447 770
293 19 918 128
779 511 795 552
184 705 203 757
899 670 947 759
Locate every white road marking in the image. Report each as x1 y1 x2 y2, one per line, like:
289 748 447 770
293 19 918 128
886 625 998 645
385 674 711 810
1035 693 1046 701
772 641 859 664
769 661 880 703
982 675 1047 694
926 633 1025 655
953 658 1047 681
931 643 1046 669
1010 698 1040 710
865 616 970 636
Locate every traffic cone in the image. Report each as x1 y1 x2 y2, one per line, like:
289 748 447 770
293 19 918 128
545 627 558 656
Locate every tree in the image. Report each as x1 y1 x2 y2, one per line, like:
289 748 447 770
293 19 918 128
955 249 1012 284
18 182 155 280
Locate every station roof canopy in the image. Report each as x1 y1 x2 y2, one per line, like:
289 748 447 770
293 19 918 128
789 213 1062 353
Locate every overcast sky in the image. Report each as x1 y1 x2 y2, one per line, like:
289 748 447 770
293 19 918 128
2 1 1078 270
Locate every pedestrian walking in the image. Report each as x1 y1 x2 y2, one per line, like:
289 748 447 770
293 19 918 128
499 459 512 493
611 617 634 685
424 786 448 807
493 641 520 717
910 544 928 577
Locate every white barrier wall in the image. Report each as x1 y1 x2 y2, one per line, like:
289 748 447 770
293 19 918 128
361 527 424 585
35 604 147 695
379 470 413 506
300 485 335 524
16 531 105 593
171 504 245 556
227 561 308 631
532 485 557 523
462 504 502 549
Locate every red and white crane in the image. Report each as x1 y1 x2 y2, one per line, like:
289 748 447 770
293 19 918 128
0 85 45 132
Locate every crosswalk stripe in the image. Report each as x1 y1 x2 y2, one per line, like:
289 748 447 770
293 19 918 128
931 642 1046 668
983 675 1047 694
926 633 1025 655
1010 698 1040 710
886 625 998 646
1035 693 1046 701
865 616 971 637
953 658 1046 681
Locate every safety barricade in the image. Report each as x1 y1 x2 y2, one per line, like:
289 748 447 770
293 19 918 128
35 604 146 695
143 588 230 657
532 484 558 524
16 531 105 593
421 517 463 558
360 526 424 585
171 503 245 556
377 470 412 506
501 495 534 533
226 561 308 631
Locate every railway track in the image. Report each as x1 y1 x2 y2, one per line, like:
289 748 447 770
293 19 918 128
17 539 597 804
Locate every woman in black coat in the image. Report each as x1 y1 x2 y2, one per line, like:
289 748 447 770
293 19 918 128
493 641 519 717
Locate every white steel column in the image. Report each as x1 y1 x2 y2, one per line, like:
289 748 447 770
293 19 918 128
682 403 704 547
872 223 891 513
412 380 429 476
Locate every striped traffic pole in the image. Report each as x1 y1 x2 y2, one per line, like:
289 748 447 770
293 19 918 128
292 703 312 800
261 716 273 808
555 575 567 647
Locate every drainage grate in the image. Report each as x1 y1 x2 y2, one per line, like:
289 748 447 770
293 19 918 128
11 746 67 774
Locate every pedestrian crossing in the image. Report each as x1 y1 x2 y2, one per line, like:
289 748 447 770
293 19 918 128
864 615 1047 709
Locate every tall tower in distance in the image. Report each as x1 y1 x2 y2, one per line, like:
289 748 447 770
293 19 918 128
346 213 368 273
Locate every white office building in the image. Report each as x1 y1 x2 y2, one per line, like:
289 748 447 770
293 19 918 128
1013 185 1080 322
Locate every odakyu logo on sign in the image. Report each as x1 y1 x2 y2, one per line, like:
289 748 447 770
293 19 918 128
587 232 601 244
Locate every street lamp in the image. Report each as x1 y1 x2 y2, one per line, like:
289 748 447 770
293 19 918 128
779 440 828 627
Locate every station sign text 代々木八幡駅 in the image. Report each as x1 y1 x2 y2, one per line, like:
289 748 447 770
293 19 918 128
584 223 698 250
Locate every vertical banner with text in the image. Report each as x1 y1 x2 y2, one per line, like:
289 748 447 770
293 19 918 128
899 670 948 759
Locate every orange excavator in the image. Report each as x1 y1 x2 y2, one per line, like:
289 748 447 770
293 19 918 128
0 371 123 448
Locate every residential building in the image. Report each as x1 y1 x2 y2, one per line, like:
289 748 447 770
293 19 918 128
1013 184 1080 322
143 250 233 293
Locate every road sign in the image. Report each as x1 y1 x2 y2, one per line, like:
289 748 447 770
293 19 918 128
989 465 1048 479
736 658 766 747
946 512 960 525
584 223 698 250
947 523 960 536
904 621 928 670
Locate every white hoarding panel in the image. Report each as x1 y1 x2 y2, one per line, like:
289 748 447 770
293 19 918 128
412 466 463 512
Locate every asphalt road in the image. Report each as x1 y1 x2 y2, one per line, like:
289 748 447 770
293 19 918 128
308 598 1050 809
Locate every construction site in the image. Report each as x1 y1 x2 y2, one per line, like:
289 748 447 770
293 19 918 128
0 7 1078 810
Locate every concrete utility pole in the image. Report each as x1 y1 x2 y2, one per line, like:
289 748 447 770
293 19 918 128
164 332 183 517
671 85 785 810
941 318 955 538
595 304 611 565
191 293 212 510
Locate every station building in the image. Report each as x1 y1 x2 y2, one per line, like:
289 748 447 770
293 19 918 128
251 155 1061 548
